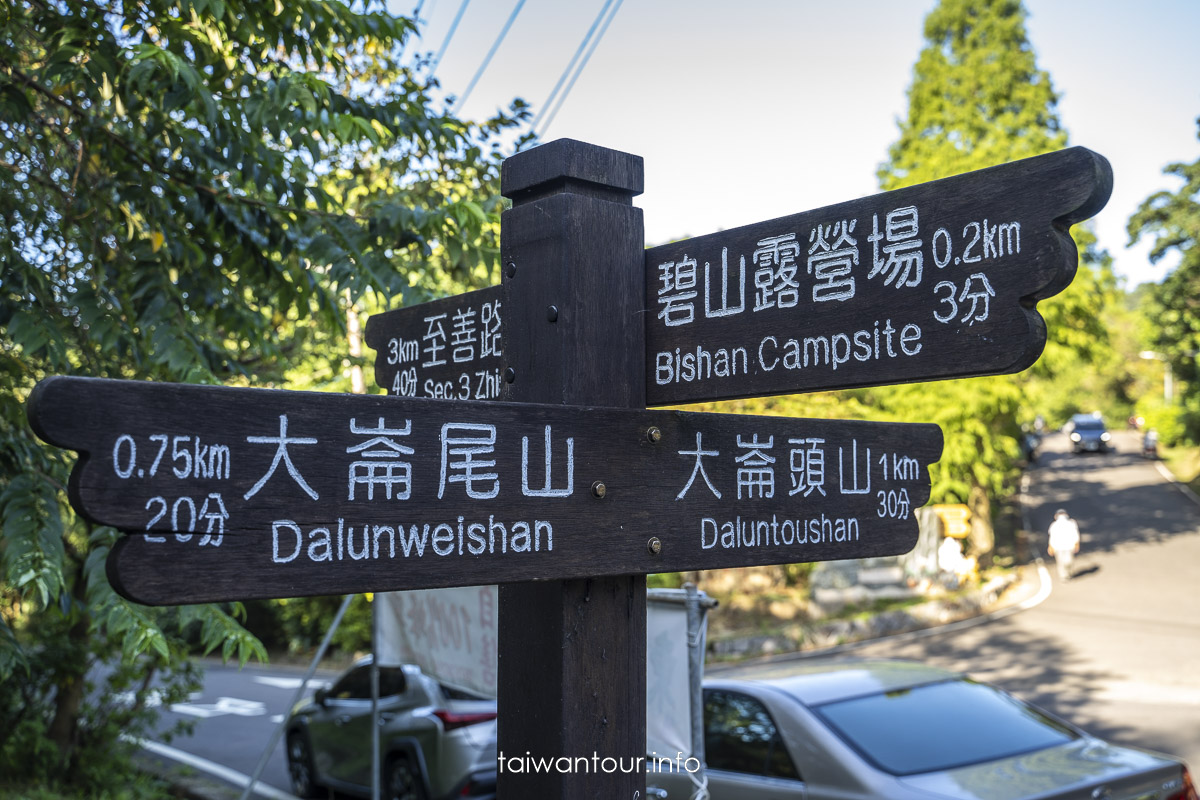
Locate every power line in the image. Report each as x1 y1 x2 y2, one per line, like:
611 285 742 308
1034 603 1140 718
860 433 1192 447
398 0 430 59
530 0 614 135
536 0 624 138
428 0 472 81
454 0 528 114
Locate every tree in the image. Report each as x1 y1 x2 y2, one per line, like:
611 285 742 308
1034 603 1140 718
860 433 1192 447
1128 117 1200 440
0 0 524 789
871 0 1115 547
877 0 1066 187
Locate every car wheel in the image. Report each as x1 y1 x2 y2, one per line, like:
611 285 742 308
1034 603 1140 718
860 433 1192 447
385 755 429 800
286 732 322 799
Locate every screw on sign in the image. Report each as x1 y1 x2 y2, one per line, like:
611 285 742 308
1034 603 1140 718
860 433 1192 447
25 376 942 605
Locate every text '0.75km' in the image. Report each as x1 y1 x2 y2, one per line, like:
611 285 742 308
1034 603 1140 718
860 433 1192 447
26 376 942 605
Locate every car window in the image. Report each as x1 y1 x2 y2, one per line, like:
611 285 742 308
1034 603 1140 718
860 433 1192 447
379 667 407 697
814 679 1078 776
704 689 801 781
329 666 407 700
329 666 372 700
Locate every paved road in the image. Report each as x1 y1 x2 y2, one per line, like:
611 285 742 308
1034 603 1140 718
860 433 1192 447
727 429 1200 769
151 428 1200 792
148 660 336 798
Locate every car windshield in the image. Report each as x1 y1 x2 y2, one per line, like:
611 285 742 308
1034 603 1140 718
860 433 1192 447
1074 419 1105 431
813 679 1078 776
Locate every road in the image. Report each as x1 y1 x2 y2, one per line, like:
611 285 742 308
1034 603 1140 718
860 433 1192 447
726 429 1200 769
146 428 1200 793
147 660 335 798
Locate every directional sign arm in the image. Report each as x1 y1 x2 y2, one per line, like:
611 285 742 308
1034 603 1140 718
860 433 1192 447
1031 146 1114 300
28 376 942 604
644 146 1113 404
363 285 505 400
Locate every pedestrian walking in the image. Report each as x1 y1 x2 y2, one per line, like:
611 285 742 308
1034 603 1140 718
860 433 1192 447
1047 509 1081 581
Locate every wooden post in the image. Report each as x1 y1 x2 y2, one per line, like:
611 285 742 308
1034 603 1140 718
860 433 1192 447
497 139 647 798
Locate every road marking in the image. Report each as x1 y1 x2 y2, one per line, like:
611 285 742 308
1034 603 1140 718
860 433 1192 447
1154 460 1200 510
170 696 268 719
253 676 330 690
1097 679 1200 707
126 736 298 800
113 689 164 708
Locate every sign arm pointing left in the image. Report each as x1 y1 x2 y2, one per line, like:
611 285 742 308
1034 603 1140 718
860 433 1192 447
27 376 942 605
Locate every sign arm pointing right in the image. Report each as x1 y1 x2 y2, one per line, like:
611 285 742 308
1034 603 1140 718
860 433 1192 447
644 146 1114 404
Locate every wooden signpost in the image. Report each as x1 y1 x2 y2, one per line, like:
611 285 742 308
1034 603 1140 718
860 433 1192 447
29 375 941 605
363 286 504 401
26 137 1112 799
645 147 1112 404
365 148 1111 408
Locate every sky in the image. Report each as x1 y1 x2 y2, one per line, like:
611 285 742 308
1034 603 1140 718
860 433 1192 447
398 0 1200 288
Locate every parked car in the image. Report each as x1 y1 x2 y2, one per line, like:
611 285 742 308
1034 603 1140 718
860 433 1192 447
1068 413 1112 453
652 658 1197 800
284 657 497 800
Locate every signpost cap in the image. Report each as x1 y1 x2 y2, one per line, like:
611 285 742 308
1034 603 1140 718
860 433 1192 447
502 138 644 204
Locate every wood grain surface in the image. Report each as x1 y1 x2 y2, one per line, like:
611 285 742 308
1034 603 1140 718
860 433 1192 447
28 375 941 601
645 146 1113 404
363 285 503 400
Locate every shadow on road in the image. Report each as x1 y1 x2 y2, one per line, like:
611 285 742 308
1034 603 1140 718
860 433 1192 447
1068 563 1101 580
1026 440 1198 555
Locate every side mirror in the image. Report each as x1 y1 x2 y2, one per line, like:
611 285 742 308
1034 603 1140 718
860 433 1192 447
314 688 329 707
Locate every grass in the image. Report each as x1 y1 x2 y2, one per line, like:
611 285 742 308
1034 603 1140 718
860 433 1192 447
1161 442 1200 494
0 775 176 800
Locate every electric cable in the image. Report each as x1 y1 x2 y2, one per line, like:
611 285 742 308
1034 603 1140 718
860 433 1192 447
428 0 472 80
398 0 429 59
454 0 527 114
536 0 624 138
529 0 614 134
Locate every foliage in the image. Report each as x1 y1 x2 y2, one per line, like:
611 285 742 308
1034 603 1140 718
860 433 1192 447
0 597 202 794
869 0 1115 508
0 0 523 788
244 593 372 656
876 0 1066 187
0 774 173 800
1136 394 1184 446
1129 117 1200 439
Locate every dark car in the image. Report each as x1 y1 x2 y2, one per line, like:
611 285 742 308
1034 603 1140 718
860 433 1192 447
652 658 1197 800
1069 413 1112 453
285 657 496 800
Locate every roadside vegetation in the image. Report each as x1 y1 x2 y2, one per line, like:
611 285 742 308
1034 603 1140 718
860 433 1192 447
0 0 524 791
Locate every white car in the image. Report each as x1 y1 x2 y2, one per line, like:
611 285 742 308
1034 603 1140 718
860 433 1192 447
651 658 1196 800
284 657 496 800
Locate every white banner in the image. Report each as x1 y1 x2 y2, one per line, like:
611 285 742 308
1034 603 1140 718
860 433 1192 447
375 586 498 697
646 589 709 760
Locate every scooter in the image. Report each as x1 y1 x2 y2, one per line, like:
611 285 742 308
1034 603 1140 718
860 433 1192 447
1142 430 1159 459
